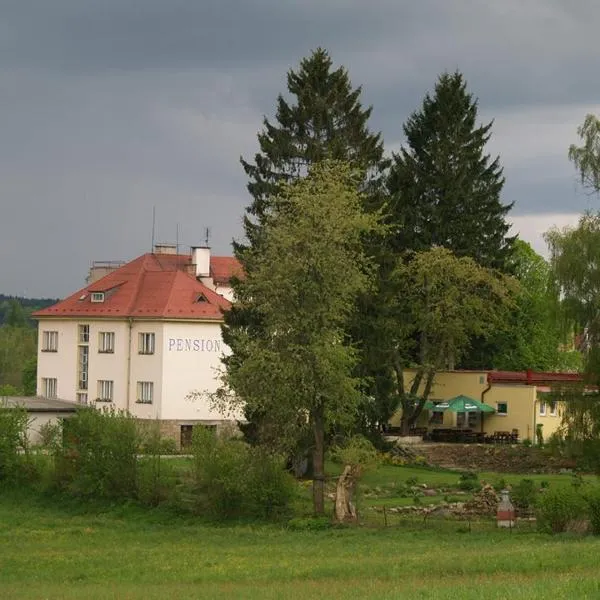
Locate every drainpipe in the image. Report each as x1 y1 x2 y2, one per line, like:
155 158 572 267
126 318 133 412
532 389 537 446
480 373 492 434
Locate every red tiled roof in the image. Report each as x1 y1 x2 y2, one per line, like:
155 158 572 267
211 256 243 284
32 253 236 320
488 370 583 385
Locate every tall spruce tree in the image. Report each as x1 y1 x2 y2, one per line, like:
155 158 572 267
223 48 386 450
238 47 385 247
387 71 515 270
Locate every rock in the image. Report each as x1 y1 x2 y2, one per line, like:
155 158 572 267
423 489 437 496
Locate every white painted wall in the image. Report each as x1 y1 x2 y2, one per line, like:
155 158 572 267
129 321 164 419
37 320 79 401
88 321 129 410
27 412 74 445
160 321 235 420
37 317 239 423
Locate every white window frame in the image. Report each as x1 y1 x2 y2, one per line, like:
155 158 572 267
78 324 90 343
76 392 88 405
139 332 155 355
136 381 154 404
97 380 114 402
42 330 58 352
496 402 508 416
90 292 105 303
42 377 57 398
539 401 547 416
550 402 558 417
98 331 115 353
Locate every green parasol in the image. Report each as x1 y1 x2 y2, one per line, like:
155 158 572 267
427 395 495 413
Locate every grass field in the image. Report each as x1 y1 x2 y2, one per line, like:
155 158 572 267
2 464 600 599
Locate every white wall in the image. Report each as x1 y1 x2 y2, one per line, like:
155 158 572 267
160 321 236 420
128 321 164 419
37 320 79 401
27 412 74 445
88 321 129 410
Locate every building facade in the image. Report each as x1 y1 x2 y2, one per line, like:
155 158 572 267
392 369 582 443
33 245 242 442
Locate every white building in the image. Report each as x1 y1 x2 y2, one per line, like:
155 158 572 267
33 244 242 444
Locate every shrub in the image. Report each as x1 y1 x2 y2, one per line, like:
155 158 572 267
330 435 380 473
535 486 588 534
0 405 32 485
511 479 538 511
191 427 295 520
37 421 61 450
458 471 480 492
583 486 600 535
54 407 139 501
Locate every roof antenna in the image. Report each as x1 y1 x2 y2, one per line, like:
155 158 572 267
204 226 211 247
176 223 180 255
151 206 156 253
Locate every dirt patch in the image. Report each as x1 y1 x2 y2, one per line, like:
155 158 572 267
411 443 576 474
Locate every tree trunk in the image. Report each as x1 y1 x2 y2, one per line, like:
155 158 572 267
400 413 411 436
312 406 325 515
334 465 358 523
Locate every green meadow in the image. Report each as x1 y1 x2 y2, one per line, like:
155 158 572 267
2 464 599 600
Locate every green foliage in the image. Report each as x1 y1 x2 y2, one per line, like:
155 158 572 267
387 71 514 269
389 247 515 431
330 435 380 472
0 405 32 485
458 471 481 492
21 356 37 396
475 240 572 371
54 408 139 500
582 486 600 534
0 383 20 396
0 295 57 328
220 161 381 513
536 424 545 447
0 325 37 389
191 427 296 521
37 420 61 450
569 114 600 194
511 479 538 510
535 486 588 534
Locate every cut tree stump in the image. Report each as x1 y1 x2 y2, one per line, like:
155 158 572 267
334 465 359 523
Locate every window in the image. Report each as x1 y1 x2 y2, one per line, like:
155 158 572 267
78 324 90 343
467 412 478 429
496 402 508 415
78 345 89 390
429 411 444 425
90 292 105 303
479 375 486 385
97 380 114 402
550 402 558 417
98 331 115 353
76 392 88 405
136 381 154 404
539 401 547 416
42 377 57 398
139 332 155 355
42 330 58 352
180 425 194 448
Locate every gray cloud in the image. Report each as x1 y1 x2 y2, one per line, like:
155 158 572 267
1 1 599 296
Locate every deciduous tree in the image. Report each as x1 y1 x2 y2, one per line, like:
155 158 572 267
569 114 600 194
219 162 380 514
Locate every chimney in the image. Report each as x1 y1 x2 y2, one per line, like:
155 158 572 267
154 243 177 255
191 246 210 278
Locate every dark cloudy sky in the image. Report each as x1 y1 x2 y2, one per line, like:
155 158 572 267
2 0 598 297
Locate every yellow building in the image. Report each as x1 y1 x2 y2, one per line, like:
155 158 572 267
391 369 582 443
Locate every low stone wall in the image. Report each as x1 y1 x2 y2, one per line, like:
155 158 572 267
136 419 241 450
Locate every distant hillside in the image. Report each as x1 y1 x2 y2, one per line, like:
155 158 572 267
0 295 59 328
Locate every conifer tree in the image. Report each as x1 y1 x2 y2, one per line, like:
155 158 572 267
238 47 385 248
223 49 386 447
387 71 514 270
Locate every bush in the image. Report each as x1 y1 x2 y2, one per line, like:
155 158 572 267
458 471 480 492
535 486 588 534
37 421 61 450
54 407 139 501
191 427 296 521
330 435 380 473
0 405 33 485
511 479 538 511
583 486 600 535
